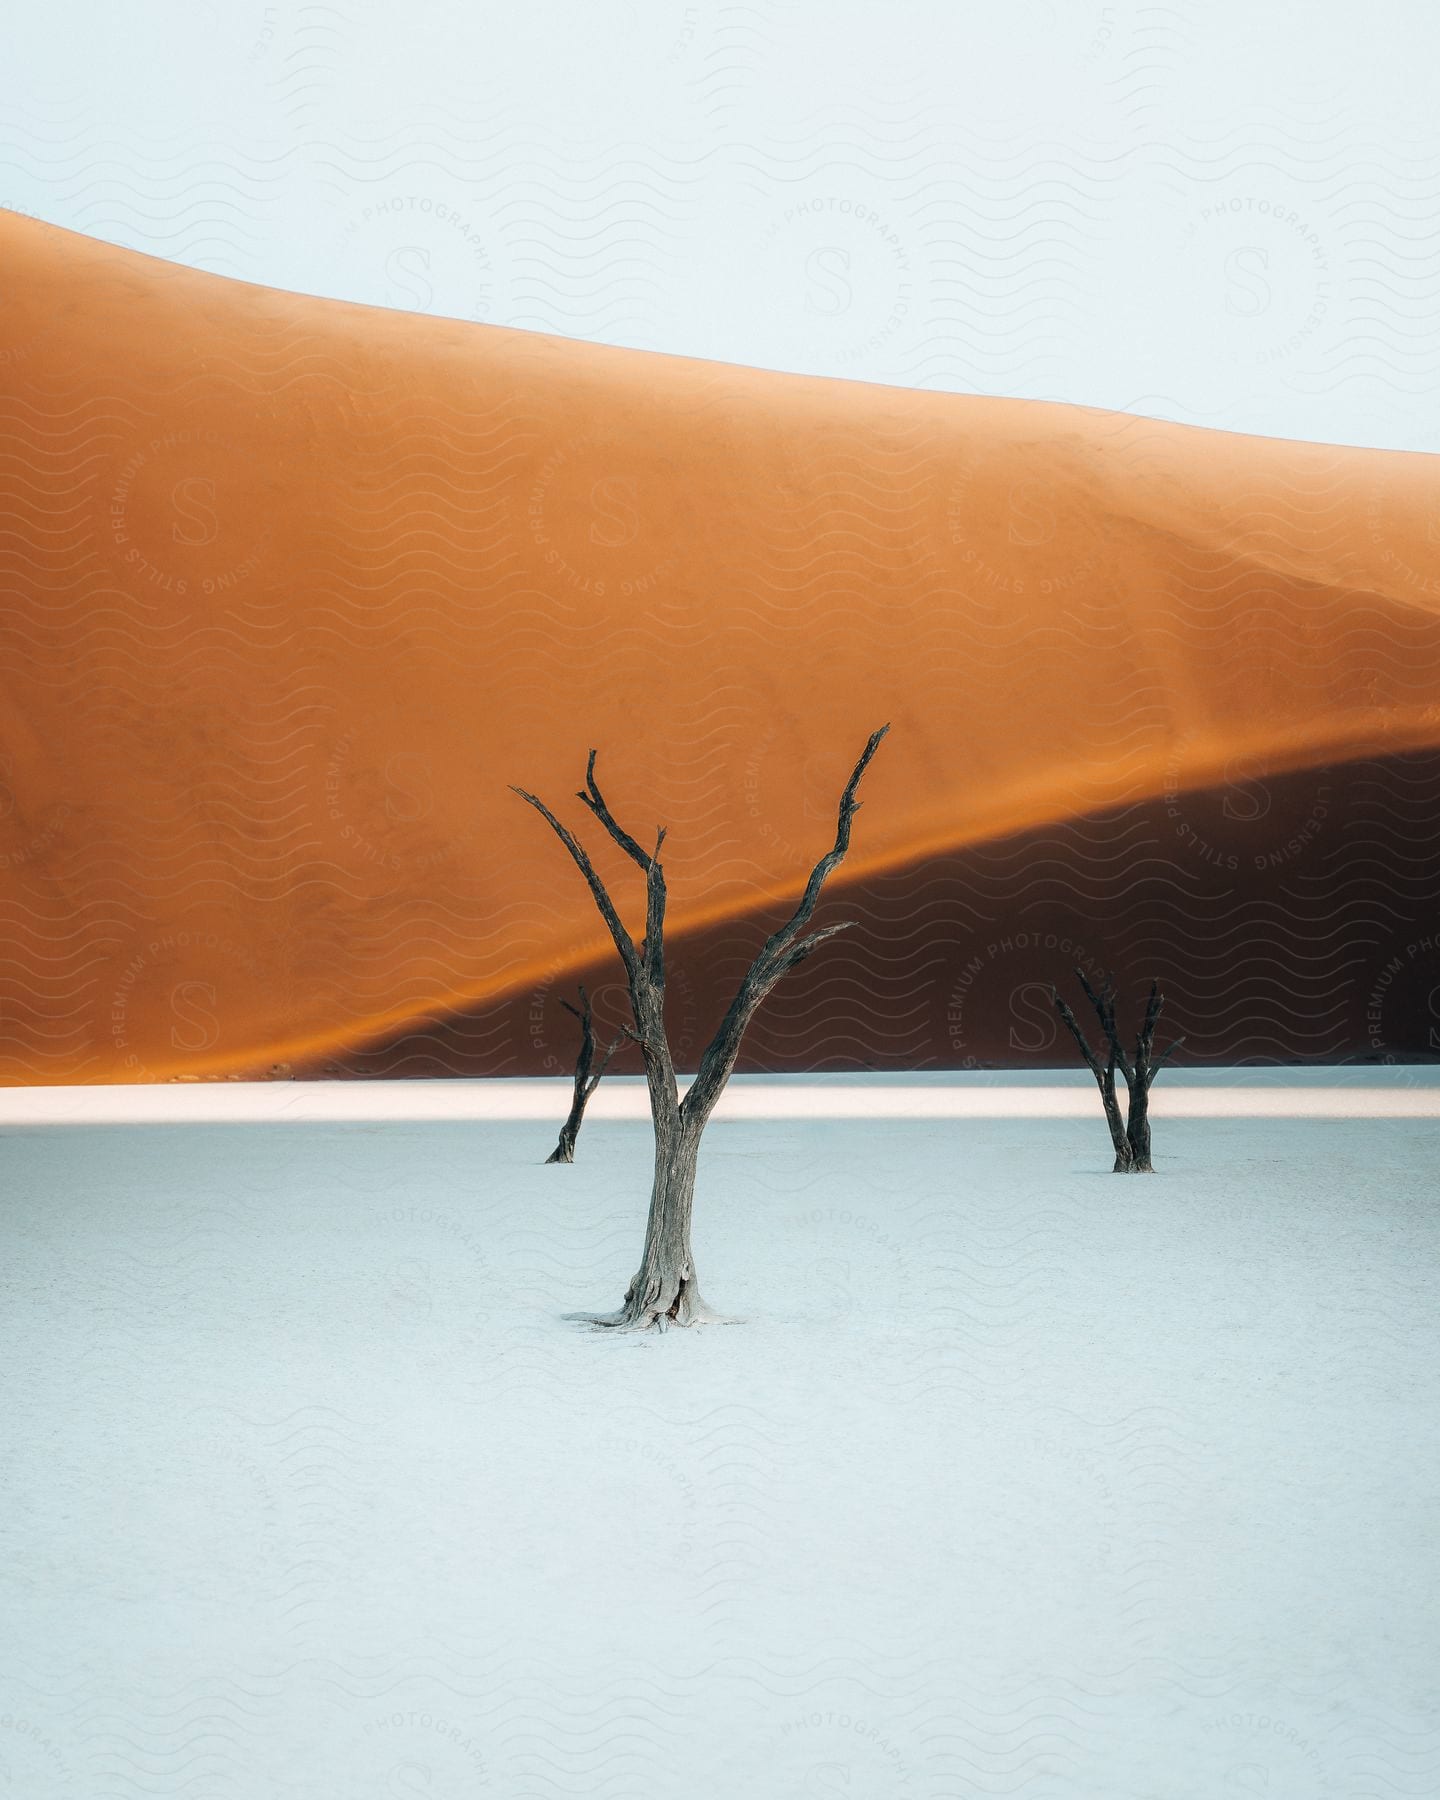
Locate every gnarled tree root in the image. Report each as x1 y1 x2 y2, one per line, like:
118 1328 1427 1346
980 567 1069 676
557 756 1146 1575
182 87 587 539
568 1271 736 1332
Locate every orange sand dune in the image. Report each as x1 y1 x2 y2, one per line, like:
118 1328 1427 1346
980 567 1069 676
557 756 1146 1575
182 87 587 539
1 210 1438 1083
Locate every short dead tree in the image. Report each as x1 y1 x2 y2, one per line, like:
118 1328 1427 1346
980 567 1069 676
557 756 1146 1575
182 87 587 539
1052 971 1182 1172
513 725 888 1329
546 985 623 1165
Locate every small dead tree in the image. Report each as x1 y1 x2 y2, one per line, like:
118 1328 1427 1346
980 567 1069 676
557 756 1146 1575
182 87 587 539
513 725 888 1329
1053 975 1131 1170
1052 971 1182 1172
546 985 622 1165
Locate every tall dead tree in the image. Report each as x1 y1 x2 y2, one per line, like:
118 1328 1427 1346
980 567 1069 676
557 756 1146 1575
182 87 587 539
513 725 888 1329
546 985 622 1165
1052 971 1182 1171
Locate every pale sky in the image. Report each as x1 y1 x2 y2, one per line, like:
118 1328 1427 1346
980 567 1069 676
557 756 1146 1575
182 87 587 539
6 0 1438 451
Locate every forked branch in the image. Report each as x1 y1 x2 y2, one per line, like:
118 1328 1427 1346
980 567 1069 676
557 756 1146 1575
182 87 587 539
578 750 656 870
510 785 641 981
1052 989 1106 1085
546 983 624 1164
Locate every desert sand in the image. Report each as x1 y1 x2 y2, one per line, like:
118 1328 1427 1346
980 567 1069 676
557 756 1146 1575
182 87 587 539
2 210 1439 1082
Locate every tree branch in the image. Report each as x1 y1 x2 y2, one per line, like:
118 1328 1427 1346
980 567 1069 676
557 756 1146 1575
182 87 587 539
680 726 889 1130
558 983 590 1028
1052 989 1106 1087
754 725 889 972
1148 1034 1184 1084
585 1033 626 1097
511 786 640 981
1137 980 1164 1070
578 749 655 870
572 754 669 987
1077 967 1134 1087
779 918 856 972
641 829 667 988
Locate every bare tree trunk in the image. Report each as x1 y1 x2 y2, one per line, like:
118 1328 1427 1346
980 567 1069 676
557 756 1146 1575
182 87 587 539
591 978 724 1329
1123 980 1173 1173
1103 1062 1134 1172
514 725 889 1330
545 986 620 1164
1053 986 1133 1171
1126 1079 1153 1172
598 1112 722 1328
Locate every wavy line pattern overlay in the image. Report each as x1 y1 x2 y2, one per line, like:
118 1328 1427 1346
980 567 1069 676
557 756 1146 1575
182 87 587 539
5 12 1440 1791
1 209 1439 1081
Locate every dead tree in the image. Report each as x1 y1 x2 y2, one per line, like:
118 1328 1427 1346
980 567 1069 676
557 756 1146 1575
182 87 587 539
1053 976 1132 1170
546 985 622 1165
1052 971 1182 1172
1117 979 1173 1171
513 725 888 1329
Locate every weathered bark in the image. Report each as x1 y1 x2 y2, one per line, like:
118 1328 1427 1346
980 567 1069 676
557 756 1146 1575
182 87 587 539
514 725 889 1328
1121 980 1174 1173
1125 1079 1153 1172
1053 987 1133 1171
1104 1060 1134 1172
593 1111 723 1327
545 985 621 1164
1054 972 1181 1173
